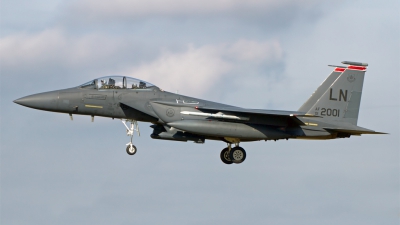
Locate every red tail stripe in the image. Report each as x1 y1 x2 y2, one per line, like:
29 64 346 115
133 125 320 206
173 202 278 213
347 65 366 71
334 68 346 72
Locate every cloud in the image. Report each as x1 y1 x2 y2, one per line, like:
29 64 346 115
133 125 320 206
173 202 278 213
0 29 126 72
0 28 283 96
1 29 65 68
66 0 326 21
225 39 283 62
126 40 283 96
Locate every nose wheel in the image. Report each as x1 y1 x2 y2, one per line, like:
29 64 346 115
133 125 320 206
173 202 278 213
220 143 246 164
122 120 140 155
126 144 137 155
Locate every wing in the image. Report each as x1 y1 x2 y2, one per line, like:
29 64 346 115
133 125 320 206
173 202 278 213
196 106 315 117
193 106 319 126
148 100 319 127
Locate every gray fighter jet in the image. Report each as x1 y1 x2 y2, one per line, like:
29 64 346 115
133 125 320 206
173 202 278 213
14 61 385 164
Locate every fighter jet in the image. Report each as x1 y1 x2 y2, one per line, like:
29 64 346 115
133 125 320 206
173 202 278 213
14 61 385 164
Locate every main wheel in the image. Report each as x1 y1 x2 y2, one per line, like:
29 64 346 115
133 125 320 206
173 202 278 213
220 148 233 164
126 145 137 155
229 147 246 164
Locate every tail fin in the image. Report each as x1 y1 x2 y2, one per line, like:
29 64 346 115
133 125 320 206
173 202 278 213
306 61 368 125
298 66 345 112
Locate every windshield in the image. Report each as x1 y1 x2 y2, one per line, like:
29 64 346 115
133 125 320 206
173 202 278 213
80 76 157 90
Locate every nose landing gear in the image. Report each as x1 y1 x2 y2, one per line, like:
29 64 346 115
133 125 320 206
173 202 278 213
220 143 246 164
122 120 140 155
126 144 137 155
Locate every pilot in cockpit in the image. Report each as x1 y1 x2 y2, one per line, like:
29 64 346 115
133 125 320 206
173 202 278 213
100 80 107 88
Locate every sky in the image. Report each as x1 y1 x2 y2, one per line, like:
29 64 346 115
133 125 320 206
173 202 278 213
1 0 399 224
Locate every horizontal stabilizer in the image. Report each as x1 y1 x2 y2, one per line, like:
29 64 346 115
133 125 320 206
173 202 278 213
324 127 387 135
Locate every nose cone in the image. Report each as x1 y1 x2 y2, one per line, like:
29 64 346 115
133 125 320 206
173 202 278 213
14 91 59 111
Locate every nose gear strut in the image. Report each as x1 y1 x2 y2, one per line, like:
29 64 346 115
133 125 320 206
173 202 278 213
122 120 140 155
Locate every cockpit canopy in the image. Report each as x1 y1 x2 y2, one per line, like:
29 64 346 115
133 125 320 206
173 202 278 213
80 76 157 90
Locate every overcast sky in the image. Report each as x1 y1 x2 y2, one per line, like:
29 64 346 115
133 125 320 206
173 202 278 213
1 0 399 224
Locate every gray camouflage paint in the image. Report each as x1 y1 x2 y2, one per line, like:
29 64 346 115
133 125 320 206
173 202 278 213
14 61 385 163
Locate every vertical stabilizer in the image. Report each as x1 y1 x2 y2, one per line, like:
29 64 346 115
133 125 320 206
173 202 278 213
307 62 368 125
298 66 345 112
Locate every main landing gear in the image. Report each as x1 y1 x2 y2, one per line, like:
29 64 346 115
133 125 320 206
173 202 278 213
220 143 246 164
122 120 140 155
